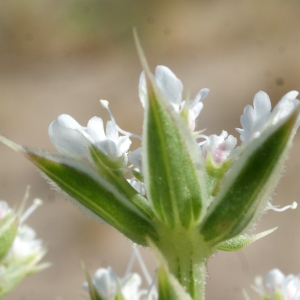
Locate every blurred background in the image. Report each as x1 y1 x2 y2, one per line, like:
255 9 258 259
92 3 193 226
1 0 300 299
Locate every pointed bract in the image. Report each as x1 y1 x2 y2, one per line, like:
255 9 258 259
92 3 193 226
200 106 300 246
142 75 204 228
24 147 159 246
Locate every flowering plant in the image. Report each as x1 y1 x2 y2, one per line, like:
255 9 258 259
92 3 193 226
0 38 299 299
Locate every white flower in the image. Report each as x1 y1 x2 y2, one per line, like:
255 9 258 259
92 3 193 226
254 269 300 300
236 91 299 145
49 114 131 164
139 65 209 131
83 267 147 300
200 130 238 164
1 195 46 263
0 192 48 298
128 147 143 171
6 225 43 260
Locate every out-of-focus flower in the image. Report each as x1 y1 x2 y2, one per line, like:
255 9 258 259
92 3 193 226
0 189 49 297
83 244 158 300
83 267 148 300
253 269 300 300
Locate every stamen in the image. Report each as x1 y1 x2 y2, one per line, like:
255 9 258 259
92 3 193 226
147 271 158 300
195 134 209 147
100 100 142 141
195 133 208 141
265 201 297 212
20 198 43 224
124 249 136 276
132 244 152 286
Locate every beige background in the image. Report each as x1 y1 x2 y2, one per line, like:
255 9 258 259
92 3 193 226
1 1 300 299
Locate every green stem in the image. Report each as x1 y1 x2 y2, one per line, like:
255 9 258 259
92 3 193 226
156 225 211 300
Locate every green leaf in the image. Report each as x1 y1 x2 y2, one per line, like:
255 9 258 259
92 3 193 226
142 77 205 228
200 107 300 246
24 147 159 246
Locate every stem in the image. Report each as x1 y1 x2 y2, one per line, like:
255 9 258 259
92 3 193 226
156 225 211 300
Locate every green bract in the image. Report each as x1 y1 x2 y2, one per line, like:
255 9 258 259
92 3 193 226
0 44 299 299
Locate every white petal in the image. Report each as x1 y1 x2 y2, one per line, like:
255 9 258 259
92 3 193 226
237 105 255 144
93 267 118 299
155 65 183 107
189 102 204 120
190 88 210 107
272 91 300 125
253 91 271 129
106 121 118 141
283 275 300 299
48 114 89 159
117 136 132 154
120 273 143 300
97 139 119 158
266 269 285 291
128 147 142 169
86 117 106 142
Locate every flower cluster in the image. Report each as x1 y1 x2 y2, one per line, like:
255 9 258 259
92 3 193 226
254 269 300 300
83 267 146 300
0 188 48 297
83 246 157 300
48 66 299 211
1 62 299 300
